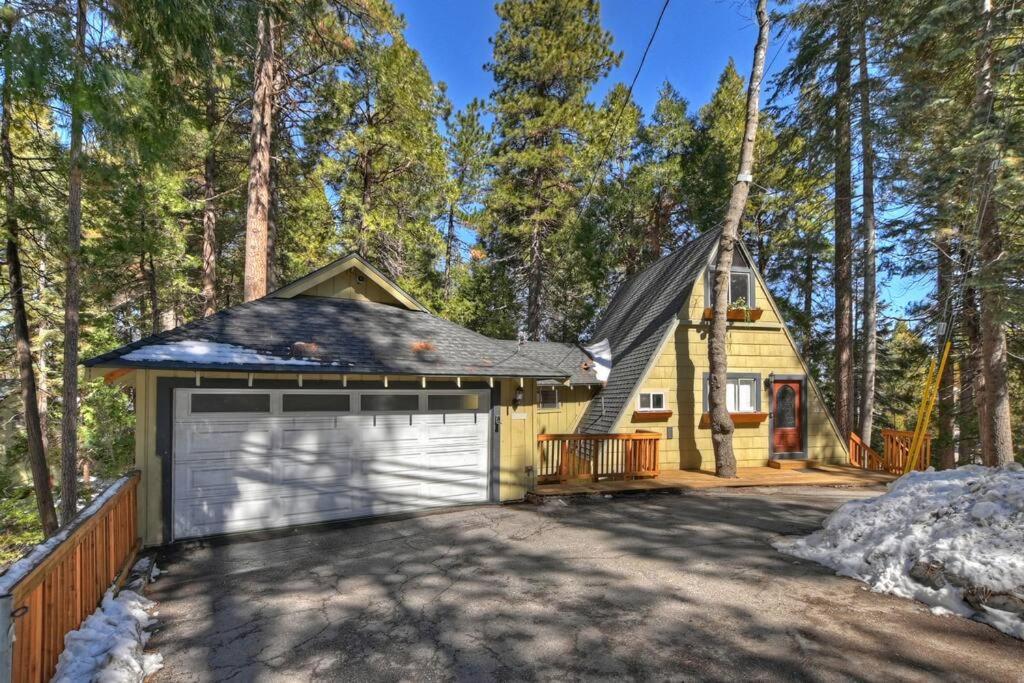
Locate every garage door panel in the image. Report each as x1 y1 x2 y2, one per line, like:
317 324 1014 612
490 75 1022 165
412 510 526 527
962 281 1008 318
174 456 277 498
173 389 490 539
277 456 354 483
176 425 273 458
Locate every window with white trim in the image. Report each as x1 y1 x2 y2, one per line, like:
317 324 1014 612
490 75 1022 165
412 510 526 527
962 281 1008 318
705 250 756 308
637 391 666 411
537 387 559 410
726 377 758 413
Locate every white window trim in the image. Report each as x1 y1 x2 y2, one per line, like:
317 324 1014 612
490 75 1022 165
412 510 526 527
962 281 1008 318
636 390 667 412
537 387 560 411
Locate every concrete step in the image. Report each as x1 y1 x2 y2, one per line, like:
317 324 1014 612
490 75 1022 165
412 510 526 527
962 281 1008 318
768 459 820 470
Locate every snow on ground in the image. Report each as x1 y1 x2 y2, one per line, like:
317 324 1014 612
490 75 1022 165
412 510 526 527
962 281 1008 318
121 340 329 365
52 558 164 683
774 464 1024 639
51 589 162 683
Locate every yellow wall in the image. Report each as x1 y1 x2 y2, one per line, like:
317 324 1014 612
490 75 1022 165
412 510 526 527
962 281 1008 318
535 385 595 437
612 271 846 470
127 369 537 546
300 265 404 306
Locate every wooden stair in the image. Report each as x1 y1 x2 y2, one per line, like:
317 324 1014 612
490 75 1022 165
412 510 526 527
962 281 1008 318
768 459 820 470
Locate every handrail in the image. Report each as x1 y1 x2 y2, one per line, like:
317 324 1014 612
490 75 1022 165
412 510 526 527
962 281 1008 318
2 471 141 683
537 433 660 484
849 430 929 474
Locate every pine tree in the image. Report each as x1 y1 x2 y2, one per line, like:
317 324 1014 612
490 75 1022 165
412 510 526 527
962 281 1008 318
484 0 619 340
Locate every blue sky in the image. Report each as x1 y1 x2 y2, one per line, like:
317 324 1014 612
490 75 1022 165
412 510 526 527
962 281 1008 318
393 0 929 316
394 0 780 115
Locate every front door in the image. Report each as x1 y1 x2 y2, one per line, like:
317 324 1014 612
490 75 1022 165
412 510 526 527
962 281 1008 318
771 378 803 456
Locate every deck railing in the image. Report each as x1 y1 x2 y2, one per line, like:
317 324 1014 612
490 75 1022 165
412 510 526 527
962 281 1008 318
848 430 929 474
0 471 141 683
536 432 660 484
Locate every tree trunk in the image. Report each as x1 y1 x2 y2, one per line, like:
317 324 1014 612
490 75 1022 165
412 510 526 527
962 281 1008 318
36 237 49 452
972 0 1013 465
936 233 956 469
357 147 372 256
833 22 855 442
526 218 543 340
244 6 275 302
962 269 988 464
802 248 814 352
202 74 218 317
707 0 770 479
59 0 87 525
443 204 457 297
142 253 161 335
856 17 877 448
1 48 59 536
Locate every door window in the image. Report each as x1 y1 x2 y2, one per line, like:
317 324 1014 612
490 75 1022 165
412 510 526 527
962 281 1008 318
360 394 419 412
776 386 796 427
191 393 271 414
283 393 351 413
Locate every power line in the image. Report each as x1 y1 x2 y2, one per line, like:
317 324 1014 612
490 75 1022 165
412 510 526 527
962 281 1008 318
574 0 671 219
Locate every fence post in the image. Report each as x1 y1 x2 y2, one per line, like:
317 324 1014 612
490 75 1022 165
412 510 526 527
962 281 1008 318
0 592 13 683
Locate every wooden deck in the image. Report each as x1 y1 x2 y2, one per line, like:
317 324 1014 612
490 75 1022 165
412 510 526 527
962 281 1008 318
530 464 896 498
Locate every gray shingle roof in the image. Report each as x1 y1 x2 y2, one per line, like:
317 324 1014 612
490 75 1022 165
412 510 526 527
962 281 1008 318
500 341 601 386
578 229 720 433
84 296 567 379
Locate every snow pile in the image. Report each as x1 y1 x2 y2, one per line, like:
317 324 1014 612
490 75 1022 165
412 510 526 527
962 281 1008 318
122 340 327 365
51 589 163 683
774 464 1024 639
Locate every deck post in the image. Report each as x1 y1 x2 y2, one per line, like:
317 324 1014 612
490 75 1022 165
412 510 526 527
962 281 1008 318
0 592 12 682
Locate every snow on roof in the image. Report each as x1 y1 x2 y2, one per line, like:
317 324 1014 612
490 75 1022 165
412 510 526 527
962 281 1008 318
774 464 1024 640
120 341 327 366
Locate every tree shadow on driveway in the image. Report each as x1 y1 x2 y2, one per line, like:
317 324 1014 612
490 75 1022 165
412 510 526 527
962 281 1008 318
146 487 1024 681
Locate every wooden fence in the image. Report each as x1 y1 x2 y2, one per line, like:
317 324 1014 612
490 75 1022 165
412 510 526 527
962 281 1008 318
536 432 660 484
1 471 141 683
848 431 930 474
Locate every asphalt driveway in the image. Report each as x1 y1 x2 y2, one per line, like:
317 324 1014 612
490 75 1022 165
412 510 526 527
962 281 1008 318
147 487 1023 682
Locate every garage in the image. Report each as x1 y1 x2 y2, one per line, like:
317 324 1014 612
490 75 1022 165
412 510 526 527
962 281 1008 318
172 388 491 539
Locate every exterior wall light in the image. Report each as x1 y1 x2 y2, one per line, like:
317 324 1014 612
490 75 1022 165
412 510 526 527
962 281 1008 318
513 386 525 409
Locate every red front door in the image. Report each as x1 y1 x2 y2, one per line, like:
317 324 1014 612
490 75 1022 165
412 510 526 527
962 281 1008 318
772 379 803 455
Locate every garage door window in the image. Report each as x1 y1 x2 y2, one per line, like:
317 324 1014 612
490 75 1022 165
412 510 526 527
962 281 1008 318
283 393 351 413
427 394 480 412
191 393 271 414
360 394 419 412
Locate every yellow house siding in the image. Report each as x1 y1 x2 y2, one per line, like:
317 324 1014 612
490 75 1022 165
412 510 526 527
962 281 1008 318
302 266 404 306
130 370 533 546
535 385 595 436
614 269 846 471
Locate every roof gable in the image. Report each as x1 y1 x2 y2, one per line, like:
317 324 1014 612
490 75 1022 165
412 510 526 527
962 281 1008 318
269 254 427 312
579 229 721 433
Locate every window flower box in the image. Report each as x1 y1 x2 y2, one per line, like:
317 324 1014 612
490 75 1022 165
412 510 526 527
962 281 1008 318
699 411 769 428
702 307 764 322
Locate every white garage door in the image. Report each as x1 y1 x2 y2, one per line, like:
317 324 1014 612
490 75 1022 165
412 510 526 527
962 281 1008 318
172 388 490 539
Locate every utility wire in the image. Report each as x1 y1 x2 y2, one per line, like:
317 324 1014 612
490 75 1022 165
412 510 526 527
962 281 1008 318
573 0 671 221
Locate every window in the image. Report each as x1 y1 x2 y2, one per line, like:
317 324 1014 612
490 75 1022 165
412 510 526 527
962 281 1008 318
729 271 752 308
637 391 666 411
775 386 796 427
428 394 480 412
726 377 758 413
702 373 762 413
191 393 270 414
537 388 559 410
360 394 419 412
705 251 756 309
283 393 351 413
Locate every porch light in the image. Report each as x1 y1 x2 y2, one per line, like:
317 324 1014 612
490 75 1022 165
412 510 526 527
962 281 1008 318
513 386 525 409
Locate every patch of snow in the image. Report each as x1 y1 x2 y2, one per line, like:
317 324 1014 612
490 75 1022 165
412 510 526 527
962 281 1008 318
583 338 612 382
774 465 1024 639
0 476 132 595
121 340 328 366
51 589 162 683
